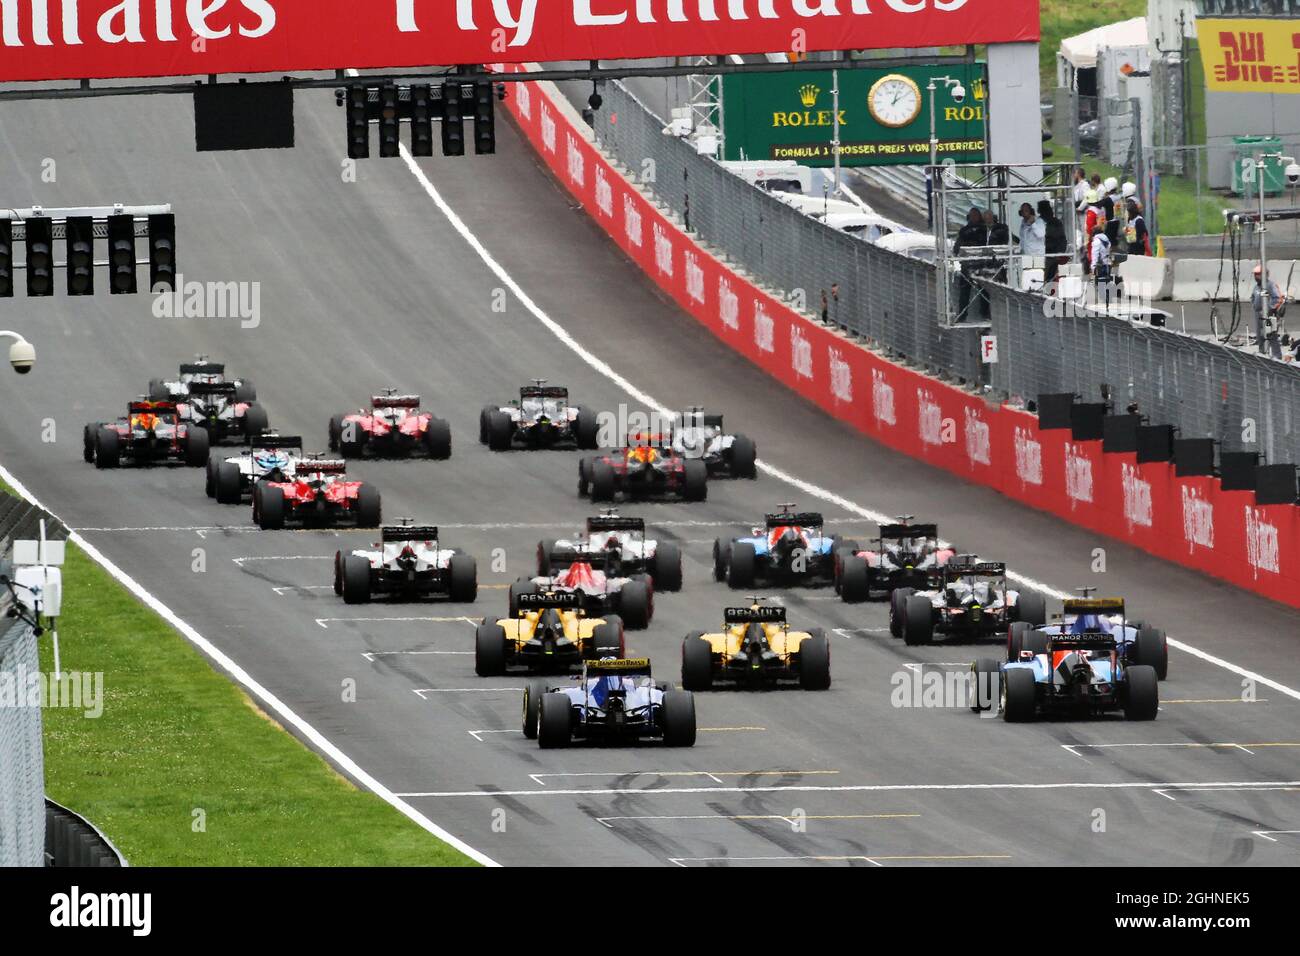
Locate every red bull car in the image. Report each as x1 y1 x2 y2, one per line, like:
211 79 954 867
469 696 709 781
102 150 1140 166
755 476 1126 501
252 458 381 530
83 401 209 470
578 432 708 502
836 519 955 602
329 391 451 459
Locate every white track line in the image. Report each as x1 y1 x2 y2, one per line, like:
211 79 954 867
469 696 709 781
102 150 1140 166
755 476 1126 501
396 127 1300 705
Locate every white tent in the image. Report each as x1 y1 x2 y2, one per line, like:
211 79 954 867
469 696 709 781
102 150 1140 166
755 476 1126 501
1059 17 1149 70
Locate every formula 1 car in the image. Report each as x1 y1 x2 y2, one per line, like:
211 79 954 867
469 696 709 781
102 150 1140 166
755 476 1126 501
669 407 758 479
206 434 303 504
578 433 708 502
475 590 624 676
480 382 598 451
836 519 956 602
712 506 844 589
334 524 477 605
970 598 1160 721
83 401 209 469
1005 595 1168 680
891 558 1047 646
251 458 381 530
681 603 831 690
177 381 269 445
510 550 654 629
524 657 697 749
538 512 683 593
149 357 256 403
328 391 451 460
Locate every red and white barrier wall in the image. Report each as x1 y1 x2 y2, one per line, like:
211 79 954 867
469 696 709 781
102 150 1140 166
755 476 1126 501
501 69 1300 608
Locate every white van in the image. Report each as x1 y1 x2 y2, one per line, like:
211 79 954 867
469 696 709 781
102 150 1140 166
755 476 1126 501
821 212 912 243
773 192 871 219
721 160 814 196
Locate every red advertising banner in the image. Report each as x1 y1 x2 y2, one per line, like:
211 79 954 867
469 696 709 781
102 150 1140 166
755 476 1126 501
0 1 1041 84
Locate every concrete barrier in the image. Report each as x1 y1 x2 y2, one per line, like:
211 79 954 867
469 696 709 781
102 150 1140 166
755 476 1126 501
1171 258 1252 302
1117 255 1172 300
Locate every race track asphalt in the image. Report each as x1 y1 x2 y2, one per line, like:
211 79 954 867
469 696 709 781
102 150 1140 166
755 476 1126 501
0 83 1298 866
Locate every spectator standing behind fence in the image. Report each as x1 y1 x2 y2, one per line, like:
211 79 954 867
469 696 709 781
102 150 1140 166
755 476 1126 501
954 206 989 320
1090 219 1112 283
1102 177 1122 246
1253 265 1286 360
1040 200 1068 284
1080 189 1103 274
1073 167 1088 208
1125 200 1150 256
1018 202 1046 257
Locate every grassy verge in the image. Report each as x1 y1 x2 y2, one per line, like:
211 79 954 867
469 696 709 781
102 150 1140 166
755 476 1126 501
24 506 476 866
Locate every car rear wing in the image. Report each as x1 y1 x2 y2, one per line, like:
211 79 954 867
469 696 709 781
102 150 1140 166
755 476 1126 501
180 362 225 376
250 435 304 451
878 522 938 541
371 395 421 408
583 657 652 678
947 560 1005 577
1046 633 1118 653
1062 598 1124 616
299 459 347 475
724 606 786 625
129 401 177 414
187 382 238 397
766 512 823 529
382 525 437 542
587 516 645 534
517 591 582 611
675 409 724 429
521 386 568 399
625 431 672 448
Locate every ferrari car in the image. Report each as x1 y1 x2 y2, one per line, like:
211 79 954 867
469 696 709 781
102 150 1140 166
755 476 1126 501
149 357 256 403
329 391 451 459
892 558 1047 646
539 512 683 592
83 401 209 469
578 432 708 502
681 603 831 690
480 382 598 451
334 524 477 605
524 657 697 749
510 551 653 629
252 458 381 530
669 407 758 479
475 590 624 676
836 519 955 602
177 381 268 445
712 506 844 589
207 433 303 504
970 598 1160 721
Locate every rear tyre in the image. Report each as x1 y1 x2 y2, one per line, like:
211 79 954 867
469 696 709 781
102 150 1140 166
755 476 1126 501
148 379 170 402
355 484 382 528
1007 621 1033 660
839 555 870 604
727 541 756 589
83 424 101 464
1021 628 1049 657
328 414 345 451
423 418 452 459
474 623 507 677
1124 664 1160 721
333 551 343 595
889 586 915 637
971 658 1000 712
1134 627 1169 680
487 411 513 451
342 555 372 605
577 458 592 497
682 459 708 501
235 381 257 403
681 633 713 691
94 428 120 470
649 541 682 592
242 403 269 439
185 425 210 467
712 539 731 583
478 406 496 444
1001 667 1038 722
729 434 757 479
508 579 537 617
1016 590 1047 627
591 617 624 658
448 554 478 603
574 406 599 450
215 461 242 504
798 630 831 690
536 539 557 577
589 461 616 502
522 681 543 739
256 485 285 530
661 690 697 747
619 580 652 630
537 693 572 749
902 594 934 646
205 456 218 496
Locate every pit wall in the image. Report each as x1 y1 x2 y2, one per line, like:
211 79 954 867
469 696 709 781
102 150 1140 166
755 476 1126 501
501 67 1300 608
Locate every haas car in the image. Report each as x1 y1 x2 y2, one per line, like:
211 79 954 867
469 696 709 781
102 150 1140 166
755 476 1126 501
681 603 831 690
892 558 1047 646
149 357 257 404
524 658 697 749
334 524 477 605
579 432 708 502
206 434 303 504
329 391 451 460
713 506 846 589
971 598 1163 722
836 519 955 602
176 381 268 445
252 457 381 530
475 590 624 676
480 382 598 451
539 512 683 593
669 407 758 479
84 401 209 469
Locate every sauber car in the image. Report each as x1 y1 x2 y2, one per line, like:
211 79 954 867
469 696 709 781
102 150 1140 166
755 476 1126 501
670 407 758 479
149 357 256 403
176 381 268 444
334 523 477 605
713 505 844 589
480 381 598 451
578 432 708 502
510 551 654 629
475 590 624 676
252 457 381 530
539 512 683 593
207 434 303 504
84 401 209 469
329 391 451 459
892 558 1047 646
524 657 697 748
681 603 831 690
836 518 955 602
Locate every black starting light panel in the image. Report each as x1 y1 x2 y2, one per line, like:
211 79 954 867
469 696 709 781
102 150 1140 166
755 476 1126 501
195 82 295 152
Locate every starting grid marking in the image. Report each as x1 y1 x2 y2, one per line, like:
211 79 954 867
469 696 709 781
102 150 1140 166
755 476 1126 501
413 687 516 698
595 812 920 829
363 650 472 661
317 616 477 629
667 853 1011 867
1063 742 1300 759
468 725 764 742
528 769 838 787
1154 786 1300 800
83 517 877 534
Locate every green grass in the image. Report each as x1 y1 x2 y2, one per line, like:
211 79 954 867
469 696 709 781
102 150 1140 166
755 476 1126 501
1038 0 1147 89
32 531 477 866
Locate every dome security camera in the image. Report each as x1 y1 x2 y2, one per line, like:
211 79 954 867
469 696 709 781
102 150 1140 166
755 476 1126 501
9 339 34 375
951 84 966 105
1286 162 1300 185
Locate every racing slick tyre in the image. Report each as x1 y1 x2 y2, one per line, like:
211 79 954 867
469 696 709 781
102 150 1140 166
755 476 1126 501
661 690 697 747
682 459 708 502
333 552 343 595
83 424 101 464
536 539 557 577
355 484 382 528
508 579 538 617
448 553 478 603
339 429 365 459
573 406 599 450
423 418 452 460
727 541 757 589
537 693 572 749
591 616 625 658
728 434 758 479
1134 627 1169 681
486 411 513 451
619 580 653 630
589 461 616 502
522 681 543 739
681 633 713 691
328 414 345 452
1015 590 1047 627
342 555 372 605
215 462 243 504
889 587 915 637
971 658 1000 712
185 425 210 467
235 381 257 403
798 630 832 690
712 539 731 583
148 379 170 402
1001 667 1038 722
1007 621 1033 660
902 594 934 646
94 428 121 470
1021 628 1049 658
577 458 592 497
255 484 286 530
649 541 683 592
839 555 871 604
242 403 269 439
205 456 218 496
474 623 508 677
1124 664 1160 721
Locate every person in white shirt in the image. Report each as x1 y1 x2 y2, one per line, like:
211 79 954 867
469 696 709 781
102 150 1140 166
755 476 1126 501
1090 221 1113 302
1017 202 1046 257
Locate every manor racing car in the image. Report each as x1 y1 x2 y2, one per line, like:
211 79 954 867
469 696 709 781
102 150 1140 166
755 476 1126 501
836 520 955 602
83 401 208 469
149 358 256 403
176 381 268 444
252 458 381 530
578 432 708 502
524 658 697 749
334 524 477 605
510 549 654 629
329 392 451 459
713 506 843 589
681 603 831 690
970 599 1161 722
539 513 683 592
475 590 624 676
669 407 757 479
892 558 1047 646
480 382 598 451
1006 596 1168 680
206 434 303 504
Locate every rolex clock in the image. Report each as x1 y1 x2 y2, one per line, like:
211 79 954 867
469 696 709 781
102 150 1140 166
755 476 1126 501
867 74 922 129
